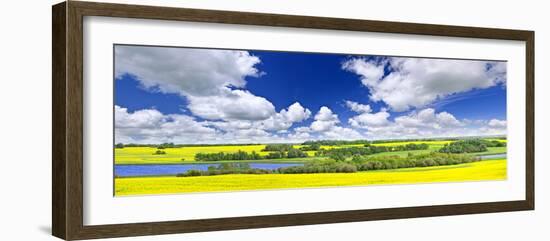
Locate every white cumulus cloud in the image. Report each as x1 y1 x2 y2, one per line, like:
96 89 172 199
342 57 506 112
310 106 340 132
349 107 506 140
258 102 312 131
307 106 364 140
345 100 372 113
114 105 218 144
186 89 275 121
115 45 275 121
488 119 507 128
479 119 507 135
115 45 262 97
207 102 312 132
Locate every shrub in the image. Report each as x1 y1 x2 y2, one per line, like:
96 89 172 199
177 162 272 177
195 150 263 161
265 151 285 159
390 143 429 151
485 140 506 147
439 139 488 153
158 142 175 149
286 148 308 158
318 146 388 159
330 153 346 162
262 144 293 152
277 160 359 174
180 169 202 177
337 163 357 173
425 159 437 167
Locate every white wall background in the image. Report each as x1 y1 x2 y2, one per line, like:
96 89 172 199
0 0 547 240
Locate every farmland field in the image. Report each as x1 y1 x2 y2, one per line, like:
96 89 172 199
115 139 507 165
115 145 268 164
115 159 506 196
368 146 505 158
114 138 507 196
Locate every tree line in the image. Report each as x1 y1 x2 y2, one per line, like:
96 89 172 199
315 143 429 161
177 163 272 177
438 139 505 154
302 140 371 146
177 152 480 177
195 150 263 161
279 152 479 174
194 143 432 162
194 148 308 161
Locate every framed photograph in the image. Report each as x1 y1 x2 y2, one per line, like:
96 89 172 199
52 1 534 240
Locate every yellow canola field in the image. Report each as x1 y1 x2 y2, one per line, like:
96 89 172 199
115 159 506 196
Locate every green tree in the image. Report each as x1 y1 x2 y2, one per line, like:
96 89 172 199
287 148 308 158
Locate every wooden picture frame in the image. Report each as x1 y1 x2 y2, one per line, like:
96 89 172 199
52 1 534 240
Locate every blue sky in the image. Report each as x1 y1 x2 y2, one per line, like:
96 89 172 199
114 45 507 144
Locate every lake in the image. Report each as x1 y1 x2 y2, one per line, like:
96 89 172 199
115 162 304 177
115 153 507 177
479 153 507 160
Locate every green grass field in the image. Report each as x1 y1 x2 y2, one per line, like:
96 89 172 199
369 146 506 158
370 140 505 157
115 159 506 196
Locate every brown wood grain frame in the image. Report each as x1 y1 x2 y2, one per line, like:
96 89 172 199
52 1 535 240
